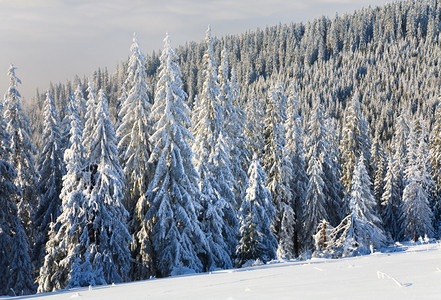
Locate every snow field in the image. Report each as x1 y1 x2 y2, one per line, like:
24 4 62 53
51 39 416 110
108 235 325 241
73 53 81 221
6 241 441 300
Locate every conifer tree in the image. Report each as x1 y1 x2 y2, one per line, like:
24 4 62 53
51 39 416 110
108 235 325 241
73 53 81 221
391 111 410 209
60 93 75 153
82 81 98 154
244 90 265 157
200 132 238 270
381 154 403 240
346 155 387 253
3 65 38 244
8 224 35 295
34 91 65 268
192 25 223 173
116 33 152 213
304 100 342 226
263 81 295 259
141 34 208 277
74 84 87 119
85 89 131 284
218 50 249 203
191 28 240 269
236 155 277 266
402 121 434 241
340 93 372 193
0 95 34 296
284 84 308 255
303 150 329 251
37 92 92 292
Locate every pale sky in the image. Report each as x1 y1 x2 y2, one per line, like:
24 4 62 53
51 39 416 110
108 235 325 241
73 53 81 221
0 0 391 101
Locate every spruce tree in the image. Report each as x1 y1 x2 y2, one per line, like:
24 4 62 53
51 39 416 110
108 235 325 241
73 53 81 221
340 93 372 193
191 27 239 269
218 50 249 204
86 89 131 284
402 121 434 241
200 132 238 270
304 100 342 226
0 93 34 296
263 81 295 259
74 84 87 119
284 84 308 255
3 64 38 245
141 34 208 277
381 154 403 240
116 33 152 213
192 25 223 173
82 81 98 154
236 155 277 266
346 155 387 254
303 150 329 251
34 91 65 268
37 92 92 292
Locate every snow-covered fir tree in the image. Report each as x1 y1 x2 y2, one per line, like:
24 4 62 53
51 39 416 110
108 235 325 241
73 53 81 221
284 84 308 255
60 93 75 153
141 34 208 277
37 92 91 292
391 110 410 210
304 100 342 226
116 33 152 213
191 25 223 174
34 91 65 268
244 88 265 157
84 89 131 284
402 121 434 241
3 64 38 247
263 81 295 259
8 220 34 295
82 81 98 154
236 155 277 266
303 150 329 252
381 154 403 241
74 84 87 119
199 132 238 270
218 50 249 204
339 93 372 193
346 155 386 254
0 95 34 296
190 28 240 269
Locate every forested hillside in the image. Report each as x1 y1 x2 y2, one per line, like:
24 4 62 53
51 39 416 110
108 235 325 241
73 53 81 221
2 0 441 296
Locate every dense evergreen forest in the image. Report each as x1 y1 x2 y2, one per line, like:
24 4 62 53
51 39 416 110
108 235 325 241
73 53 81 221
2 0 441 295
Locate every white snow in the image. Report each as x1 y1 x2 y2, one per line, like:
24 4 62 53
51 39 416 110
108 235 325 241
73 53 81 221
4 241 441 299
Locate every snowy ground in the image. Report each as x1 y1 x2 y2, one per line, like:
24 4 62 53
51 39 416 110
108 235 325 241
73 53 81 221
4 242 441 300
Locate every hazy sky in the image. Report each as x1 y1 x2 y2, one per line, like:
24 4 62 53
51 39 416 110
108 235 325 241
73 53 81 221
0 0 392 101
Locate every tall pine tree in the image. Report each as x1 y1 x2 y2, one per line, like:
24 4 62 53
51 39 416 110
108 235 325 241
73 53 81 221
85 89 131 284
141 34 208 277
284 84 308 255
34 91 65 269
0 90 34 296
116 33 153 214
263 81 295 259
236 155 277 266
37 93 92 292
402 120 434 241
3 65 38 246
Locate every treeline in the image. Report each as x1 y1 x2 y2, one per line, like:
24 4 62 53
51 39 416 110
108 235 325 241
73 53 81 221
2 0 441 296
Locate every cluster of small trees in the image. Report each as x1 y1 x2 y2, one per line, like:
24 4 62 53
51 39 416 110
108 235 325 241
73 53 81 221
3 0 441 296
